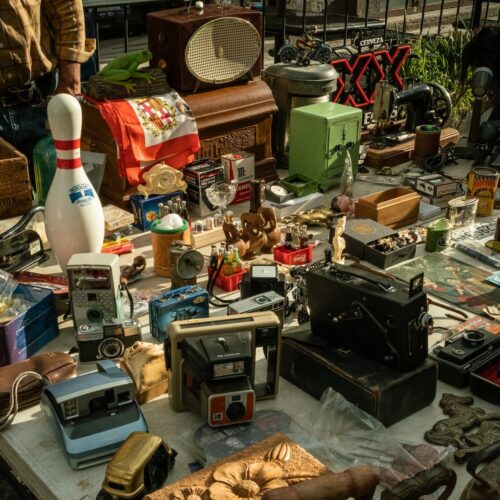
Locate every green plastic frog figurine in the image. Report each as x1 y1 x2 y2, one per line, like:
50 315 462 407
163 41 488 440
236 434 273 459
98 50 154 91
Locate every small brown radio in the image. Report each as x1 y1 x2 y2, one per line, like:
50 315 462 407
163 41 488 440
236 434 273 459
147 5 262 93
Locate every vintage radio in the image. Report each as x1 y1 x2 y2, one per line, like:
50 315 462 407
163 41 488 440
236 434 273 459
147 5 262 93
307 264 431 371
166 311 281 414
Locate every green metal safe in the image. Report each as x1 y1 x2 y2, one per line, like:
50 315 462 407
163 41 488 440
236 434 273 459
289 102 362 192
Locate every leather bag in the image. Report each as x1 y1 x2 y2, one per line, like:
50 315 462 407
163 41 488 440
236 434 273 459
0 352 77 416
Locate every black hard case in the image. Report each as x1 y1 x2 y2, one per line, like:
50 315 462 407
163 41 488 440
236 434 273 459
429 331 500 388
470 350 500 404
281 331 437 427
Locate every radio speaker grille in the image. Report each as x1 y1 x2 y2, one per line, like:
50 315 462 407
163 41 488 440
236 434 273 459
186 18 261 85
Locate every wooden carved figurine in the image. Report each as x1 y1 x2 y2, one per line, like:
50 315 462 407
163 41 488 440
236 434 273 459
222 211 246 258
332 215 346 264
137 163 187 199
258 207 281 253
240 212 267 259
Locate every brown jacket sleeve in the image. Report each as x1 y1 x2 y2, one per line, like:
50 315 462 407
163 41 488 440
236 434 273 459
43 0 92 63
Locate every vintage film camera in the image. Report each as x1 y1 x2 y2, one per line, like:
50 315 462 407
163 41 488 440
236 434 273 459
228 290 285 325
67 253 123 330
240 264 287 299
307 264 431 371
166 312 281 424
98 432 177 500
430 328 500 387
182 331 255 426
40 361 148 470
77 318 142 363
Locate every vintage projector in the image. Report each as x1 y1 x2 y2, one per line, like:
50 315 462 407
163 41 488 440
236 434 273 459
40 360 148 470
166 311 281 426
306 264 432 371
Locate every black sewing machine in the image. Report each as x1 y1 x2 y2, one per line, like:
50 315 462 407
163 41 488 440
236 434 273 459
0 206 47 272
370 80 452 149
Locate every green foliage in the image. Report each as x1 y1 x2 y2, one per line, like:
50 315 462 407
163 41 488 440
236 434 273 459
400 30 474 128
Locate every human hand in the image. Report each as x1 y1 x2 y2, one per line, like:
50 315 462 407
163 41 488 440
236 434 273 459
54 60 81 95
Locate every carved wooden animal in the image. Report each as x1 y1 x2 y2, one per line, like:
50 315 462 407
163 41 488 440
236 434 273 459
240 212 267 258
258 206 281 252
222 211 246 258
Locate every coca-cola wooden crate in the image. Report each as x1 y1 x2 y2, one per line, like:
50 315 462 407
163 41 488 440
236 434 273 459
0 138 32 219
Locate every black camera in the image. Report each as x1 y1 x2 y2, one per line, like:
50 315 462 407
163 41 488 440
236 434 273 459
240 264 286 299
77 318 142 362
306 264 431 371
181 332 255 427
430 328 500 387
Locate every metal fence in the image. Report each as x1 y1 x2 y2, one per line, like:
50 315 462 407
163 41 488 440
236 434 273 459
262 0 500 53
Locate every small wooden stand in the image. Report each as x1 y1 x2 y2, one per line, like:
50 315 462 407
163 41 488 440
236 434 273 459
364 127 459 168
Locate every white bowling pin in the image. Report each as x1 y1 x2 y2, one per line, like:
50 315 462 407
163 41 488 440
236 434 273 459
45 94 104 270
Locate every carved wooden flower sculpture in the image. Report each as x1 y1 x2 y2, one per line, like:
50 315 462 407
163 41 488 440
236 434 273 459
208 461 288 499
170 486 208 500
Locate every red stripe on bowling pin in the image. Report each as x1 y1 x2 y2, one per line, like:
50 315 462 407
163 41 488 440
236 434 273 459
54 139 81 169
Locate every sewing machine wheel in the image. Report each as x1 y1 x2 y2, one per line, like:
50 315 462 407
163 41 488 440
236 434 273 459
427 82 452 128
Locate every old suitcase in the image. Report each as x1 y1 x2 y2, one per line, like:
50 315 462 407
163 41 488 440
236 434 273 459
183 80 278 181
147 5 262 93
280 330 437 427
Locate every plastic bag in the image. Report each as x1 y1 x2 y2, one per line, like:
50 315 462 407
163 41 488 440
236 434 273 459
0 270 18 318
295 388 452 490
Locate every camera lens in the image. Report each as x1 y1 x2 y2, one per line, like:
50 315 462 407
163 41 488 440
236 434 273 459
99 338 124 359
226 401 246 422
87 308 104 323
462 330 485 347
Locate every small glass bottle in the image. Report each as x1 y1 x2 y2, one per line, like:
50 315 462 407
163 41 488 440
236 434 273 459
232 248 242 273
284 224 293 250
223 251 233 276
300 225 309 248
171 201 179 215
158 203 165 218
180 200 189 220
166 200 173 214
291 225 301 250
209 245 218 271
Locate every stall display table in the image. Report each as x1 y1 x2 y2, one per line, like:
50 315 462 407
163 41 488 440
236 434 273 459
0 161 498 499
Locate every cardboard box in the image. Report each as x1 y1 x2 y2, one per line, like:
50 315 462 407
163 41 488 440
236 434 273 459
0 285 59 367
416 174 459 198
221 151 255 204
103 204 134 233
184 159 224 217
129 191 185 231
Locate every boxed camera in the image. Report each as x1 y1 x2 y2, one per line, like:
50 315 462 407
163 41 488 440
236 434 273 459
221 151 255 204
240 265 287 300
166 312 282 423
77 318 142 362
181 332 255 427
149 285 209 342
307 264 431 372
184 158 224 217
228 291 285 325
129 191 185 231
415 174 459 198
429 328 500 387
0 284 59 367
340 218 417 269
470 350 500 405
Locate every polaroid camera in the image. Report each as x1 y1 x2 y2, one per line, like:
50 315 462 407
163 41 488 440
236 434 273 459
41 360 148 470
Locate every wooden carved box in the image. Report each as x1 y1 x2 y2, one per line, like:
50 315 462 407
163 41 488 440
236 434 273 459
183 80 278 181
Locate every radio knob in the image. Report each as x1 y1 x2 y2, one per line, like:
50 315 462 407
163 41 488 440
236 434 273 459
226 402 245 422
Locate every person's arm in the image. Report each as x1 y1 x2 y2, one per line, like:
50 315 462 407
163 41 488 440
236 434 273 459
43 0 92 95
